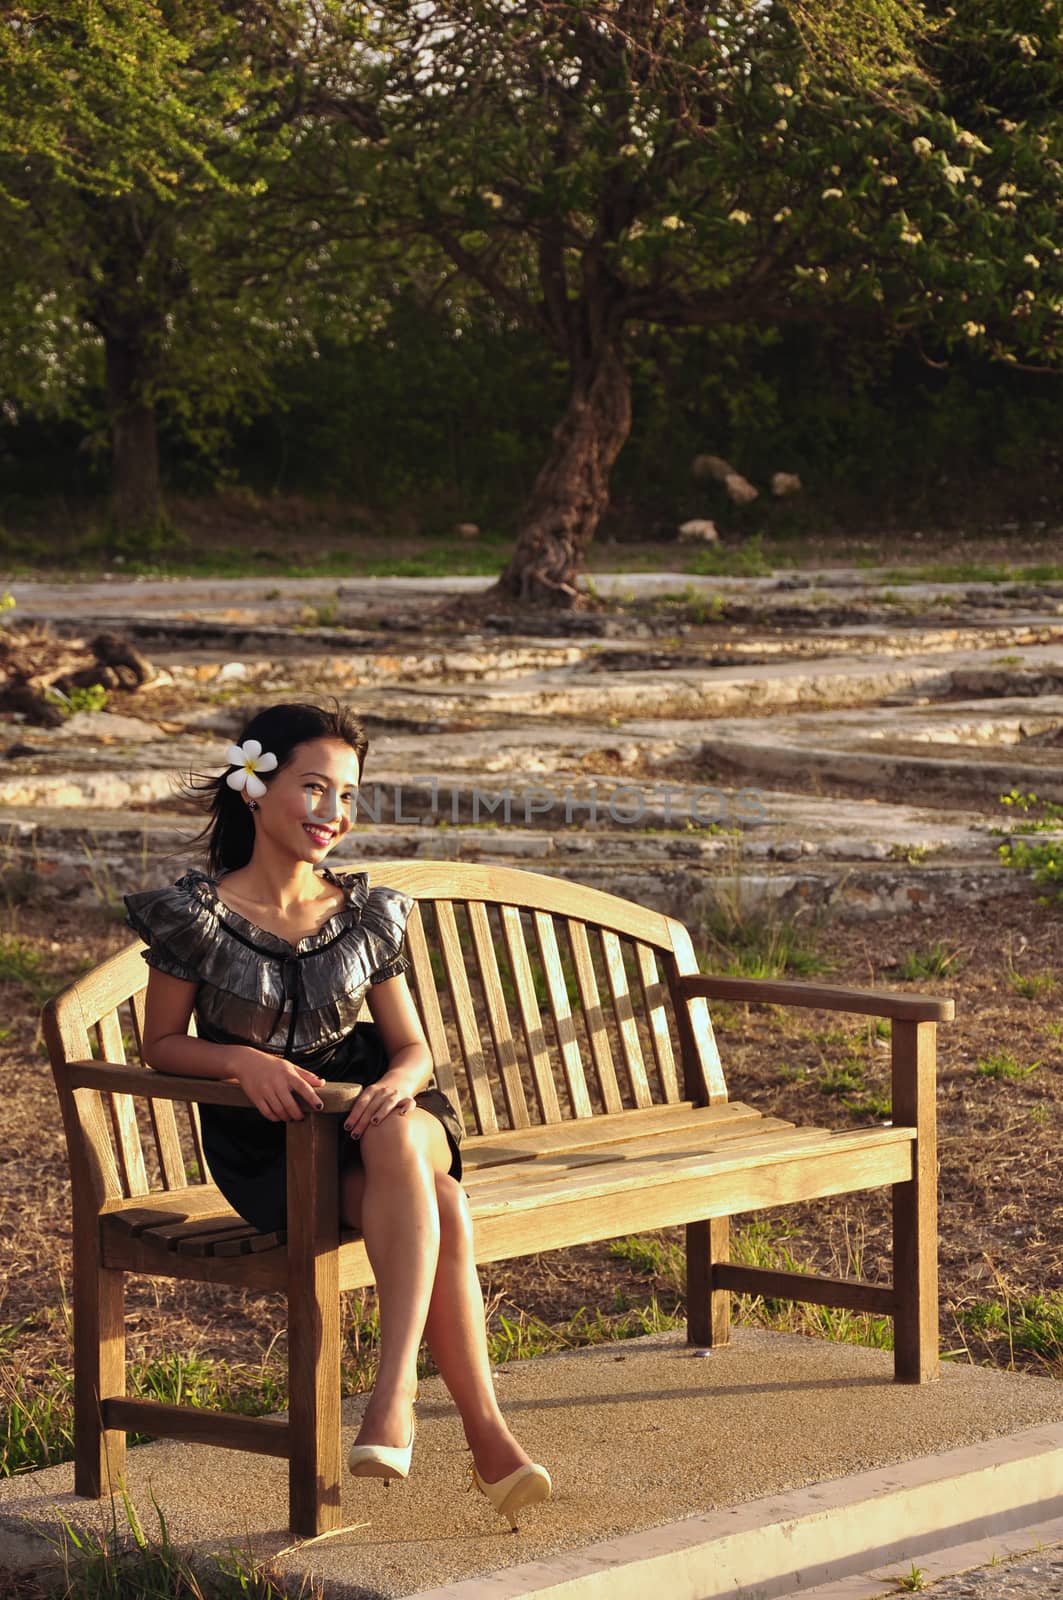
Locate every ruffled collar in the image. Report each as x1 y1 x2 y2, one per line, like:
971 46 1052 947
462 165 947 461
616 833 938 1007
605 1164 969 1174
177 866 371 956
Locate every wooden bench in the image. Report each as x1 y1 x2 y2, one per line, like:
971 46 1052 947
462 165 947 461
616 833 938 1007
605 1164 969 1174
44 861 954 1536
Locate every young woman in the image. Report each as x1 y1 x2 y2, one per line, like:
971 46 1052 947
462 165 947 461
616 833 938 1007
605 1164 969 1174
125 701 550 1529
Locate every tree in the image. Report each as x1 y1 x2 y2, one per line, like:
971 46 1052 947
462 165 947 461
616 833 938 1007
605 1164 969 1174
0 2 353 533
335 0 1063 605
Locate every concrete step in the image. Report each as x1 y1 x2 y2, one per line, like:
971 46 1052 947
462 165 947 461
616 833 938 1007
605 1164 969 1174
2 1330 1060 1599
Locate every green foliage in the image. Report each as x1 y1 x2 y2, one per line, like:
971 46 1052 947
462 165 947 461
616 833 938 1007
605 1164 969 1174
45 1491 317 1600
895 941 965 979
46 683 109 716
958 1291 1063 1361
0 1350 292 1478
696 883 830 979
0 934 60 1004
974 1050 1040 1081
996 791 1063 902
895 1563 927 1591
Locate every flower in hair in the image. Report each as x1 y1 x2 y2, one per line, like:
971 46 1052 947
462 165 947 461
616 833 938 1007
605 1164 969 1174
224 740 278 799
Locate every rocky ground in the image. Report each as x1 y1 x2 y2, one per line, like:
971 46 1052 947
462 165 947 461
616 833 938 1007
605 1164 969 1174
0 559 1060 1389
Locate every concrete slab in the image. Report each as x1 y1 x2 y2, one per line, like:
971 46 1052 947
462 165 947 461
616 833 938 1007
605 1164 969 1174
2 1330 1062 1599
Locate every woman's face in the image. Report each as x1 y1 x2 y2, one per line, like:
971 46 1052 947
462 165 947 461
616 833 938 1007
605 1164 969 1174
251 736 361 864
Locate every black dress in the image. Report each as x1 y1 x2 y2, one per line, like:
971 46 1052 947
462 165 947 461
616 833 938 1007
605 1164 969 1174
124 867 463 1233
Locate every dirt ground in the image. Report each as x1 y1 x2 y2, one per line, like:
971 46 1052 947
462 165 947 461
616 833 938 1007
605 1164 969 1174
0 883 1059 1386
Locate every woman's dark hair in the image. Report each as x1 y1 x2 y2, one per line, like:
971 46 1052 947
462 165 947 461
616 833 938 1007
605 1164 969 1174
186 701 369 876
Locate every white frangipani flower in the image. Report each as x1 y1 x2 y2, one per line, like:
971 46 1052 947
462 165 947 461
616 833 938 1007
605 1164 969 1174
225 740 279 800
912 136 933 156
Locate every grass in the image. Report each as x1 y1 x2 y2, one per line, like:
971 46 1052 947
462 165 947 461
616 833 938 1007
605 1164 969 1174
894 941 965 980
0 934 62 1005
696 877 830 980
40 1491 326 1599
1 1351 293 1478
955 1289 1063 1367
973 1050 1040 1081
893 1563 927 1591
608 1220 894 1351
879 560 1063 585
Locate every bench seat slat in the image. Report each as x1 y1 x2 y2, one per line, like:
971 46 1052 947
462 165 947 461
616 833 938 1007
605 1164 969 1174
460 1112 801 1188
467 1124 916 1216
461 1100 766 1166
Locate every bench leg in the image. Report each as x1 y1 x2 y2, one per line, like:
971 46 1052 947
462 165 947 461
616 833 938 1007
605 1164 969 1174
891 1019 939 1382
686 1218 730 1347
73 1257 126 1498
287 1117 343 1537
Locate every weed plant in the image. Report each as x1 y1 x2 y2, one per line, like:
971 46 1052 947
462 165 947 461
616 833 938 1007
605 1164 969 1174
42 1491 324 1599
894 941 965 981
608 1220 894 1351
974 1051 1040 1081
696 877 829 980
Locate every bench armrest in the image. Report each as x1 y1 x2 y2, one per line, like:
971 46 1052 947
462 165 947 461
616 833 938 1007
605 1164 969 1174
679 975 954 1023
60 1058 365 1114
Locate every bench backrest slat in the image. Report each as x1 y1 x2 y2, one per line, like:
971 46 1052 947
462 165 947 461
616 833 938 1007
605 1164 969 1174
403 904 461 1105
94 1010 150 1197
129 979 194 1196
532 912 592 1119
468 901 531 1129
566 919 624 1114
600 929 653 1109
434 899 499 1134
46 863 725 1201
635 943 681 1104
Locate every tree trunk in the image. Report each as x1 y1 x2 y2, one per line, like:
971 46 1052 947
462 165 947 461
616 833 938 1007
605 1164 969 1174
105 331 165 536
493 343 632 607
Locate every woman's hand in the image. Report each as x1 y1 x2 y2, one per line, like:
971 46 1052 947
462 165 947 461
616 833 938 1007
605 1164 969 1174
344 1069 419 1140
227 1045 326 1123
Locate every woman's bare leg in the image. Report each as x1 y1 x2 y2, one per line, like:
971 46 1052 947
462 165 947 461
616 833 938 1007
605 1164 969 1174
341 1108 450 1448
421 1174 531 1483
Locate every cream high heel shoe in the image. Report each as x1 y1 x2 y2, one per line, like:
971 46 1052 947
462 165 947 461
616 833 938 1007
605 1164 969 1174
470 1460 552 1531
347 1414 416 1484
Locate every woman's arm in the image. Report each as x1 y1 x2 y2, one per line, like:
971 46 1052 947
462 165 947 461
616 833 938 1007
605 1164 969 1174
345 974 435 1139
141 966 327 1122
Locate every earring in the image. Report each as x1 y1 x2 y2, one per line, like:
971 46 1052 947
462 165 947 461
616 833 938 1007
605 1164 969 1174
248 800 259 812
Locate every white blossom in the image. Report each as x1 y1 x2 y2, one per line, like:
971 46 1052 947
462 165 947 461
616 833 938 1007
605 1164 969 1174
224 741 279 799
728 209 751 225
661 214 683 230
942 164 966 184
773 207 792 222
880 174 899 187
822 187 843 199
1024 253 1041 268
962 321 986 337
912 136 933 156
